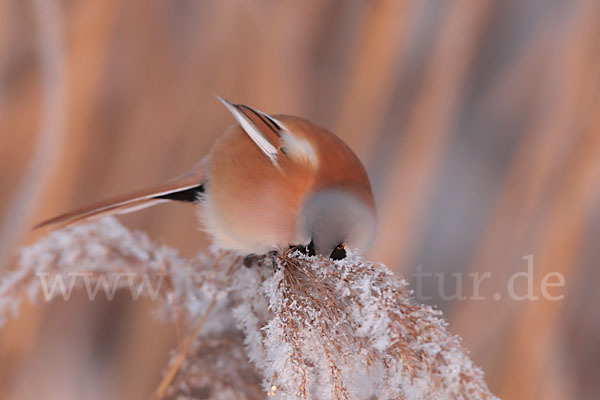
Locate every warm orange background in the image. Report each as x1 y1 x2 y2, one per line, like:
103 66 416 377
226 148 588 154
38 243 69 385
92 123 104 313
1 1 599 399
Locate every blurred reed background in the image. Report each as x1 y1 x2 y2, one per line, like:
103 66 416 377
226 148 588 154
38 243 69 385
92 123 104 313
1 0 599 399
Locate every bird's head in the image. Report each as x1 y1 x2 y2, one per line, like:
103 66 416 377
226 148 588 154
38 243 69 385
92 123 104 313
298 189 376 260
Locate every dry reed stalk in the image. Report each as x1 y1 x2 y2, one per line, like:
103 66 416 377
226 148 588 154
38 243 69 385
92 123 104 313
370 0 493 269
452 3 600 397
35 0 120 227
152 295 216 400
335 0 418 160
451 2 584 353
0 0 66 271
498 32 600 398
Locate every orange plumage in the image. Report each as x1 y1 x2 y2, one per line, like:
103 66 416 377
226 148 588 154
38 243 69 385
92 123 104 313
36 98 376 259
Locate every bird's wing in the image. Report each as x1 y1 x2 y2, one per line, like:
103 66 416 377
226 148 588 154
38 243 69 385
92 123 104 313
217 97 319 169
34 166 206 230
217 96 282 166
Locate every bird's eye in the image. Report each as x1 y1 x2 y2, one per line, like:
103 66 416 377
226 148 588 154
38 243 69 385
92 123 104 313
330 243 346 260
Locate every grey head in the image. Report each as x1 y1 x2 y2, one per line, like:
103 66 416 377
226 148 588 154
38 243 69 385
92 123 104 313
297 189 376 260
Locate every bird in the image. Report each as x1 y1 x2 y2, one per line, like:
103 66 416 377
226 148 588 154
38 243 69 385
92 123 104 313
35 97 376 260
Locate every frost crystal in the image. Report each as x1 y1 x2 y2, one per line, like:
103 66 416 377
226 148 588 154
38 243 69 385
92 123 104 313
1 217 498 399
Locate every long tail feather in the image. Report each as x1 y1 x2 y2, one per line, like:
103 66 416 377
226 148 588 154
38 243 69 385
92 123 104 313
34 172 205 230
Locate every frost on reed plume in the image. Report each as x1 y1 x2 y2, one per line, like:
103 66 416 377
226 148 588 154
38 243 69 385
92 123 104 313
1 217 497 399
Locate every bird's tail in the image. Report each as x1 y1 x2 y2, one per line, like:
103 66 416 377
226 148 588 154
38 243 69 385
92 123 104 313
34 170 205 230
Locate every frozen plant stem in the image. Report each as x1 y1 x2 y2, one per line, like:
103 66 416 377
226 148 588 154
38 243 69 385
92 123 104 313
152 295 217 400
2 217 498 400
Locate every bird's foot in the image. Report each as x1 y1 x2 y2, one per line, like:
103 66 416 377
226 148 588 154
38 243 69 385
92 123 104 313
243 251 279 271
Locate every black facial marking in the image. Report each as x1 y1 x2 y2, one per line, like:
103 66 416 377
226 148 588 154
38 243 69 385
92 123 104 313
155 185 204 202
306 240 316 256
330 244 346 260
